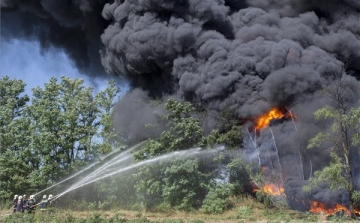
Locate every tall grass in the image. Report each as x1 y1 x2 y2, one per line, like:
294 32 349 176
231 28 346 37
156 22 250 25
1 196 359 223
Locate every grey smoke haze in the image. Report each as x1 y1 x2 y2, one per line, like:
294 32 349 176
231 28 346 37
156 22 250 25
2 0 360 210
112 88 167 144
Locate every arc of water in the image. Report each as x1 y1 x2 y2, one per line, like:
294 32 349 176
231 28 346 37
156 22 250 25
34 142 145 197
63 142 145 192
246 127 261 167
34 159 100 196
286 107 305 180
55 147 220 199
56 149 197 198
79 152 132 182
269 127 284 185
91 141 145 177
67 153 133 191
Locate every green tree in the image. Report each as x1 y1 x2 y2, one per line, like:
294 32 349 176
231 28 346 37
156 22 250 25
133 99 233 211
161 157 211 211
0 76 29 154
207 125 243 149
206 107 243 149
200 184 234 214
134 99 205 159
133 99 207 210
0 76 31 200
226 158 251 195
0 75 126 202
96 79 122 154
28 77 100 185
133 156 214 211
307 69 360 216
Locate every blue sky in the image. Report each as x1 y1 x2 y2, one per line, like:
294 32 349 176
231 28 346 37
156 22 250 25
0 39 128 96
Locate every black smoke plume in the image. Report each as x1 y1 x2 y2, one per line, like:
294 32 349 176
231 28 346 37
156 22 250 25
1 0 111 77
2 0 360 212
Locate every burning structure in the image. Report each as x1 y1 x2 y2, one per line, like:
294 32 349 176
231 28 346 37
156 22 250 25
2 0 360 217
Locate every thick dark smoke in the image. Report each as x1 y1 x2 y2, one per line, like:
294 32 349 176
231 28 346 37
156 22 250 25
99 0 360 210
100 0 360 122
284 178 350 212
3 0 360 211
1 0 111 77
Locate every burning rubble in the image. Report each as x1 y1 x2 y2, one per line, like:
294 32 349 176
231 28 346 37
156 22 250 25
309 201 350 217
284 180 355 217
249 108 360 217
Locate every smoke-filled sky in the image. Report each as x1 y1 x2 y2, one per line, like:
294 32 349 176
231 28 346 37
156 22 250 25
2 0 360 111
2 0 360 207
0 0 122 95
0 39 114 95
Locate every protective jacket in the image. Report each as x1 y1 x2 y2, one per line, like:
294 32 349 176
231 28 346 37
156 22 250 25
12 198 17 213
27 198 36 213
16 200 23 213
40 198 48 210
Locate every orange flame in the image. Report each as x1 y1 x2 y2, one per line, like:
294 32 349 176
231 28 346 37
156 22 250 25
354 207 360 215
252 183 285 196
263 184 285 196
309 201 351 216
255 108 297 130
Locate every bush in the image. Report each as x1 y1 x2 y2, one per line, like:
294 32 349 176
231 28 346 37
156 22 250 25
155 202 171 212
237 206 252 219
255 191 275 208
200 184 234 214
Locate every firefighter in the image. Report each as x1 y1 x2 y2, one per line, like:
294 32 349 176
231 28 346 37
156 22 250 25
16 196 23 213
40 195 48 211
22 195 28 213
48 194 55 206
48 194 55 213
12 195 18 213
27 195 37 214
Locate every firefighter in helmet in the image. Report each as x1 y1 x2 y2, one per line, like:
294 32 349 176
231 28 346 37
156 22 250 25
48 194 56 213
12 195 18 213
40 195 48 211
16 196 23 213
22 195 28 213
27 195 37 213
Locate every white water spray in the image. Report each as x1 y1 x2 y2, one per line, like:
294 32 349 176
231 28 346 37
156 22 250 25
66 152 134 192
55 147 221 199
35 142 144 196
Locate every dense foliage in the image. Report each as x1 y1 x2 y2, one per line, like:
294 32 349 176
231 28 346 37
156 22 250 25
92 99 245 212
0 76 30 200
0 76 121 202
3 73 360 217
0 76 246 214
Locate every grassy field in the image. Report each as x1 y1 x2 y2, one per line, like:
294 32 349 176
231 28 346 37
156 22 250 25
0 196 358 223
